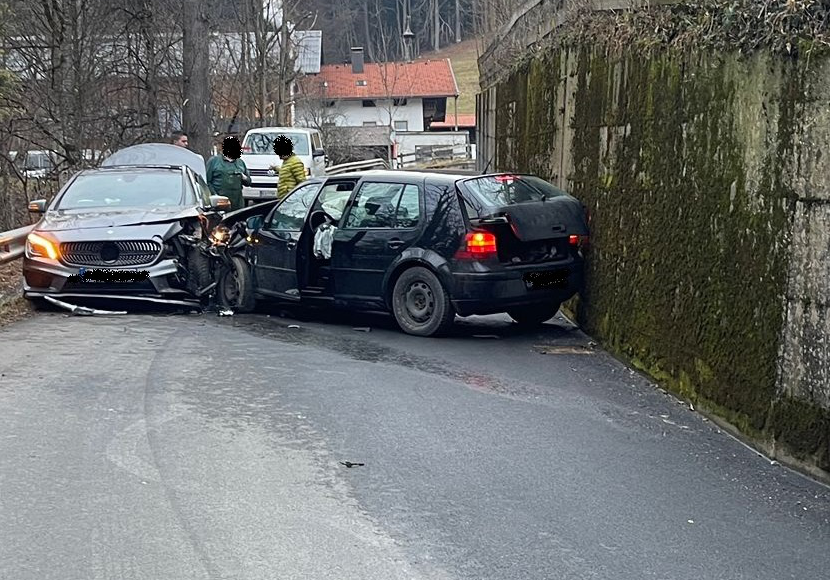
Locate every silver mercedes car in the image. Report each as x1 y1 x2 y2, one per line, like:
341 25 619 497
22 143 230 307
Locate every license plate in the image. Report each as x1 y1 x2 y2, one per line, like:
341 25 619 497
69 269 150 283
524 269 568 290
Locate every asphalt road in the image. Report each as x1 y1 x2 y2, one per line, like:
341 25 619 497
1 306 829 580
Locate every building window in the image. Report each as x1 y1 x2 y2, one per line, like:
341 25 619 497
394 120 409 132
363 121 377 127
362 100 376 107
393 98 408 106
356 80 367 86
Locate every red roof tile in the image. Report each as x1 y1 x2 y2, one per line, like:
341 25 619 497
430 114 476 128
299 59 459 100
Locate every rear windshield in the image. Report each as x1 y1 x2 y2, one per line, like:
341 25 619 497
244 132 311 155
463 175 568 207
56 170 186 209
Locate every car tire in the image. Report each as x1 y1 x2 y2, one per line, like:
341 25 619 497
186 247 212 296
392 266 455 337
218 255 255 312
507 302 561 327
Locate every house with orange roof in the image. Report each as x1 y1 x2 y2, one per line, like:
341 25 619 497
296 47 460 133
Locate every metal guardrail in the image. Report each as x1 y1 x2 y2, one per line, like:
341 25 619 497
0 225 34 265
398 144 475 169
325 158 390 175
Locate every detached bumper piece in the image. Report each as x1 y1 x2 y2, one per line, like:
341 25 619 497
43 295 127 316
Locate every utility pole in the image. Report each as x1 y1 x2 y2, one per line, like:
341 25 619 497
181 0 212 158
455 0 461 43
433 0 440 52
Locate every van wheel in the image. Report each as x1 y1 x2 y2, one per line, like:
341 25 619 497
218 256 255 312
392 267 455 337
508 303 561 327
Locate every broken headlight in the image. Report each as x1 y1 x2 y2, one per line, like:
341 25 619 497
210 225 230 245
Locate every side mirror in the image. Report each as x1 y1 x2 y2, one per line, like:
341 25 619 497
210 195 231 211
28 199 46 213
246 215 264 231
312 148 326 158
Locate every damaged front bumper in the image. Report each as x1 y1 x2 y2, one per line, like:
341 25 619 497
22 255 203 307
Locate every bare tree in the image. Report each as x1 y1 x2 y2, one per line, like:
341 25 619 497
182 0 211 158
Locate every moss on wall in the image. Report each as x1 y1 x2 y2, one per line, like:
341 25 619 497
493 46 830 471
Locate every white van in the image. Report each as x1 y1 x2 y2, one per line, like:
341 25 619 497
240 127 326 203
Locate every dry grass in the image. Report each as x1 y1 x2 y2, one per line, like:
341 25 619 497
424 39 480 116
0 260 32 328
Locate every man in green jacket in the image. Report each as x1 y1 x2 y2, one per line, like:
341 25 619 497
271 134 307 201
206 136 251 210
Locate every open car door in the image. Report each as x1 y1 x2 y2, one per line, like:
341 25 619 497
250 182 321 298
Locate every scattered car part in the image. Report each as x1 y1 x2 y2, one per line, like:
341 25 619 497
43 295 127 316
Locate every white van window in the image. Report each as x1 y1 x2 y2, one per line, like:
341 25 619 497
244 132 310 155
312 133 322 150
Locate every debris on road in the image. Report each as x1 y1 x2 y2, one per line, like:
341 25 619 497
352 327 371 332
339 461 365 468
473 334 499 339
534 344 594 355
288 324 301 329
44 295 127 316
218 308 234 316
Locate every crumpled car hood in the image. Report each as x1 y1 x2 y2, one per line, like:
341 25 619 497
37 206 200 232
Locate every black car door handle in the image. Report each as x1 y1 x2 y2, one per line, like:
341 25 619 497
387 239 405 249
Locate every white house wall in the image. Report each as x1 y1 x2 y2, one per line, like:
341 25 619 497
322 99 425 131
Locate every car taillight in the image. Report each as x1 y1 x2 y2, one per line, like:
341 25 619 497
569 234 589 250
455 231 498 260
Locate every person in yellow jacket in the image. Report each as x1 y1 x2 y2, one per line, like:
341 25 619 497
271 134 307 201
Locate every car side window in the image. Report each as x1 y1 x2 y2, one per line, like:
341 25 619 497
314 182 355 223
343 182 419 229
267 183 320 231
312 133 323 150
395 184 420 228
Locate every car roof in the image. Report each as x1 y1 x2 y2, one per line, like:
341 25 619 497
328 169 466 185
101 143 206 178
245 127 318 134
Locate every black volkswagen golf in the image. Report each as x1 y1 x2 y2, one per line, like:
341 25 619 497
217 170 589 337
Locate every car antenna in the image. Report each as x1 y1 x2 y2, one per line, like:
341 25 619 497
481 155 494 175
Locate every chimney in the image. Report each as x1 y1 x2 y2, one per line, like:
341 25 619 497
350 47 364 74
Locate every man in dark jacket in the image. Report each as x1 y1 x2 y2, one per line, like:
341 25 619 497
205 136 251 210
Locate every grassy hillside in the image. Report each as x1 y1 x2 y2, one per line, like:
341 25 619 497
424 39 480 115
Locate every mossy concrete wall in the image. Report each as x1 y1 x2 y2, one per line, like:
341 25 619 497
483 46 830 476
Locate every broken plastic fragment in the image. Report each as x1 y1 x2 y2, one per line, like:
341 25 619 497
218 309 234 316
288 324 300 329
44 295 127 315
352 327 371 332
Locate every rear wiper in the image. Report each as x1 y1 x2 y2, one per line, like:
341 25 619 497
515 176 548 202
